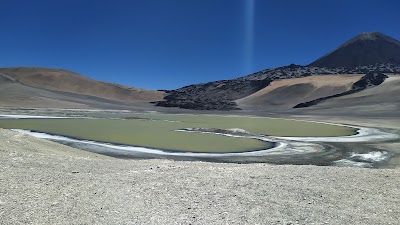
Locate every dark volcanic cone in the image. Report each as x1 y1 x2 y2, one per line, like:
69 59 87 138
310 32 400 68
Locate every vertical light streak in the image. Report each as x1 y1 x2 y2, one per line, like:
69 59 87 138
244 0 255 74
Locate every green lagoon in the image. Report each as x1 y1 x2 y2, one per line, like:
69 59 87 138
0 114 356 153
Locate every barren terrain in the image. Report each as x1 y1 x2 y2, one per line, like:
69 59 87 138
1 128 399 224
295 76 400 117
0 67 164 109
237 75 363 110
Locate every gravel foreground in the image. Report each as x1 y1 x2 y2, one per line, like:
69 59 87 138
0 129 399 225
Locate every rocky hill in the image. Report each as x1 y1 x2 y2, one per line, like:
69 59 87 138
0 67 164 102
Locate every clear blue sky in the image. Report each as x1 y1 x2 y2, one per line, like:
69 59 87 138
1 0 399 90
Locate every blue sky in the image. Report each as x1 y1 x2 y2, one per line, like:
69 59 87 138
1 0 399 90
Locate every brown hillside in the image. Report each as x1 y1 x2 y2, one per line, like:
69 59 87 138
0 67 164 102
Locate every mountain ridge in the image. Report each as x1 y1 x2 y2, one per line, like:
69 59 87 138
154 32 400 110
1 32 400 111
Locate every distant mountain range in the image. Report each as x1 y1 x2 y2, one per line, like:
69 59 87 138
154 32 400 110
1 32 399 113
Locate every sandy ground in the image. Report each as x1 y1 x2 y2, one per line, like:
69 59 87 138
239 75 362 100
236 75 363 110
1 128 399 224
290 76 400 117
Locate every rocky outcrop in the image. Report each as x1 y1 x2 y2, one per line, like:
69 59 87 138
155 79 271 110
352 71 389 88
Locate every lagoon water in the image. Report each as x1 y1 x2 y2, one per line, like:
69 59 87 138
0 114 356 153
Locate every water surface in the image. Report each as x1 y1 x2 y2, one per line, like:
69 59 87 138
0 114 356 153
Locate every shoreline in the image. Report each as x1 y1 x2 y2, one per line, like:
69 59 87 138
0 127 399 224
1 113 398 168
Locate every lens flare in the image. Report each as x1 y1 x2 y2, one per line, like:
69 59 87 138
244 0 255 74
